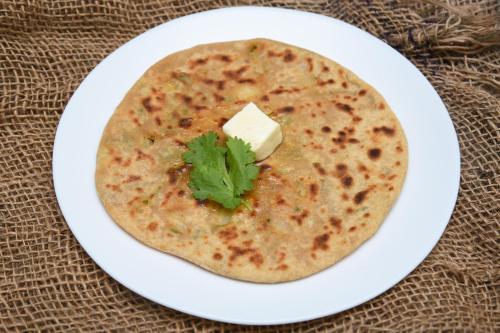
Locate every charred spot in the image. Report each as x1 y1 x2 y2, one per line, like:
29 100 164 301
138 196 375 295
342 82 348 88
306 57 313 72
321 126 331 133
155 117 162 126
276 264 288 271
178 118 193 129
189 57 208 68
396 146 404 153
278 106 294 114
368 148 382 160
335 102 353 113
312 233 330 251
341 193 349 201
353 116 362 122
142 97 154 112
364 213 370 218
259 163 272 172
196 199 208 206
354 190 369 205
214 54 231 62
113 156 122 164
218 226 238 243
358 89 367 96
318 79 335 86
330 217 342 231
358 164 368 172
388 175 397 180
217 80 225 90
178 94 192 105
174 139 187 148
238 78 256 84
309 183 319 197
270 87 300 95
177 190 185 197
283 49 296 62
336 163 348 174
123 175 141 183
217 117 228 128
276 196 286 205
344 96 351 100
203 78 215 85
322 65 330 72
348 226 357 232
313 162 326 175
342 175 353 188
290 209 309 225
373 126 395 136
166 164 190 184
395 161 401 166
249 253 264 268
338 131 346 137
147 222 158 232
223 65 249 79
305 129 313 135
193 105 207 112
105 183 121 192
213 253 223 260
261 94 270 102
123 159 131 167
378 102 385 110
346 207 354 214
136 149 154 163
213 93 225 102
348 138 359 143
135 187 143 193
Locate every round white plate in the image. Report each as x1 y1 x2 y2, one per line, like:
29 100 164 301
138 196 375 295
53 6 460 325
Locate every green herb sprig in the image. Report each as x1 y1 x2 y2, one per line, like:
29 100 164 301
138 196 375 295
182 132 259 209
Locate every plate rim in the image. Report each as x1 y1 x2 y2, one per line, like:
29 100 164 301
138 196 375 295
53 6 461 325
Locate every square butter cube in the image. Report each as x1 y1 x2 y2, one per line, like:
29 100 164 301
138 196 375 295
223 102 282 161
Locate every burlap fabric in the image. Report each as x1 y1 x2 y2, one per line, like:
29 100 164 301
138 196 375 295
1 0 498 331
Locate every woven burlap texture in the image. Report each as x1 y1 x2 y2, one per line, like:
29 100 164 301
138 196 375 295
1 0 498 332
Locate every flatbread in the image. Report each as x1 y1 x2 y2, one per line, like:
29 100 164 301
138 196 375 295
95 38 408 283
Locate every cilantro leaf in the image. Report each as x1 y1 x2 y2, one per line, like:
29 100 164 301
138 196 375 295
226 137 259 196
182 132 259 209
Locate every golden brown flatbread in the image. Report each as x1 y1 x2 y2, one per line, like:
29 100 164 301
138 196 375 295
95 38 408 282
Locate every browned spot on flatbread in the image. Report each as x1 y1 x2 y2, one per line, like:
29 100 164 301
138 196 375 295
278 106 294 114
306 57 313 72
342 82 348 88
219 226 238 243
348 226 357 232
342 175 353 188
321 126 331 133
238 78 256 84
213 253 223 260
290 209 309 225
105 184 121 192
283 49 296 62
123 175 141 183
189 57 208 68
330 217 342 232
312 233 330 251
177 190 185 197
318 79 335 86
354 189 369 205
147 222 158 232
368 148 382 160
373 126 395 136
261 95 269 102
223 65 249 79
217 117 228 127
214 54 231 62
249 253 264 268
136 149 154 163
178 118 192 129
313 162 326 175
335 102 353 113
213 93 225 102
358 89 367 96
276 264 288 271
309 183 319 197
378 102 385 110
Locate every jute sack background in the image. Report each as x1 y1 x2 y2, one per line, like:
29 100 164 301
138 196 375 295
1 0 498 331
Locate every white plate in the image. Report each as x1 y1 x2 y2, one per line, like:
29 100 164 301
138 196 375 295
53 7 460 325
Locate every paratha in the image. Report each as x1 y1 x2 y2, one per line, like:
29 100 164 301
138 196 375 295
95 38 408 283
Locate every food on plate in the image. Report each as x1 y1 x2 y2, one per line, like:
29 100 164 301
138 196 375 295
95 38 408 282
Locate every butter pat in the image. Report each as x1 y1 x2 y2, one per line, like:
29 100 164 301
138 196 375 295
223 102 282 161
